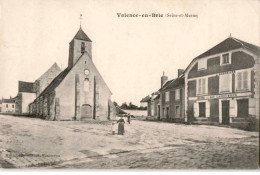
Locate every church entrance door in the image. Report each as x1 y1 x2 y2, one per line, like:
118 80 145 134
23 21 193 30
81 104 92 119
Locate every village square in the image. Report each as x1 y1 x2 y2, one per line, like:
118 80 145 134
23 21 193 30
0 24 259 169
0 0 259 170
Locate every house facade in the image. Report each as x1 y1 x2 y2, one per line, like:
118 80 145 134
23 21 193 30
0 98 16 113
29 27 114 121
184 37 260 130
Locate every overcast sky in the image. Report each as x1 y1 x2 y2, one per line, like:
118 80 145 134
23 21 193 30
0 0 259 105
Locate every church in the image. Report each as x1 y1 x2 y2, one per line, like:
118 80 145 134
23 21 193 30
29 26 114 121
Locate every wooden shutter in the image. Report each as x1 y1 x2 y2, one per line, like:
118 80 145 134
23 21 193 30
194 102 199 117
206 101 210 118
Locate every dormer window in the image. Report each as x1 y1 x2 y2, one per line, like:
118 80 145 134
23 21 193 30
221 53 231 65
81 42 85 54
198 59 207 70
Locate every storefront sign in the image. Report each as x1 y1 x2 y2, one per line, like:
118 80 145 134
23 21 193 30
192 92 252 101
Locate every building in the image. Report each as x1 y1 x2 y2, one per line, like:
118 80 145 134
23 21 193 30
184 37 260 130
0 97 16 113
143 70 185 123
159 70 185 122
15 63 61 114
29 27 114 121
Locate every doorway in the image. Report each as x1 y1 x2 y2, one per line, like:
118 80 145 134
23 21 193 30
199 102 206 117
81 104 92 119
166 107 169 121
237 99 248 118
157 105 160 120
222 100 230 124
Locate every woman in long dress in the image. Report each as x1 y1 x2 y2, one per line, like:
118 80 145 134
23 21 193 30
117 117 125 135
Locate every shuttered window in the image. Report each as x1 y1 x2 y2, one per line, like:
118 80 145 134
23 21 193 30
175 89 180 100
197 78 207 95
219 73 232 93
236 70 250 91
165 91 170 102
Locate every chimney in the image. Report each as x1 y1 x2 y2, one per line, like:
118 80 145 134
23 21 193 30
178 69 184 77
161 72 168 87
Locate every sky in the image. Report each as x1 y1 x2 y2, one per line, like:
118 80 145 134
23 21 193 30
0 0 259 106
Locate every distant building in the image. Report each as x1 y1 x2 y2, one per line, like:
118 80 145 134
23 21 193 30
29 27 114 121
184 37 260 130
15 63 61 114
0 97 16 113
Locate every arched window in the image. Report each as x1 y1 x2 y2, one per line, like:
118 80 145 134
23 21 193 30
84 78 90 92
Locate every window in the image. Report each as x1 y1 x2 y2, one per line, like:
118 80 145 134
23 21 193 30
151 106 154 116
84 78 90 92
197 78 207 95
6 104 8 108
175 105 181 118
165 91 170 102
198 59 207 70
222 54 230 64
236 70 250 91
175 89 180 100
81 42 85 53
219 73 232 93
12 105 14 108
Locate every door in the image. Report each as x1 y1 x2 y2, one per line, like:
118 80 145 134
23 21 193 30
166 107 169 121
237 99 248 118
222 100 230 124
157 105 160 120
199 102 206 117
81 104 92 119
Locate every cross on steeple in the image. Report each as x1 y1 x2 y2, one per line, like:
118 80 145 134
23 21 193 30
80 14 83 28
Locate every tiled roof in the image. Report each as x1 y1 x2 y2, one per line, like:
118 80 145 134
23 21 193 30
18 81 35 93
71 28 92 42
37 67 71 97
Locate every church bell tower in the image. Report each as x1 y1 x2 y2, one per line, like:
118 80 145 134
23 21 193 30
68 23 92 68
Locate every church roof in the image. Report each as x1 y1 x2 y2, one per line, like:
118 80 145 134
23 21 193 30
18 81 36 93
71 27 92 42
36 62 61 81
38 67 71 97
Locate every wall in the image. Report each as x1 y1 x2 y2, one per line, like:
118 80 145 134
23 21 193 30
56 51 112 120
1 103 15 113
21 93 36 114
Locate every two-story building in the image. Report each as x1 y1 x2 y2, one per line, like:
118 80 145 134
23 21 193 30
0 97 16 113
184 37 260 130
159 70 185 122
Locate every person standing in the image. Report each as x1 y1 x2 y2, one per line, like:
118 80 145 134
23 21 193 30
127 113 131 124
117 117 125 135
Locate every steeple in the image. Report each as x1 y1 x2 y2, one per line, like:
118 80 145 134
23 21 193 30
68 17 92 68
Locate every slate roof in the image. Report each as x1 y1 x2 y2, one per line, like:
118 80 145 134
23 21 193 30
160 77 184 91
38 67 71 97
158 79 175 91
196 37 260 60
140 95 151 102
71 27 92 42
184 37 260 74
18 81 35 93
